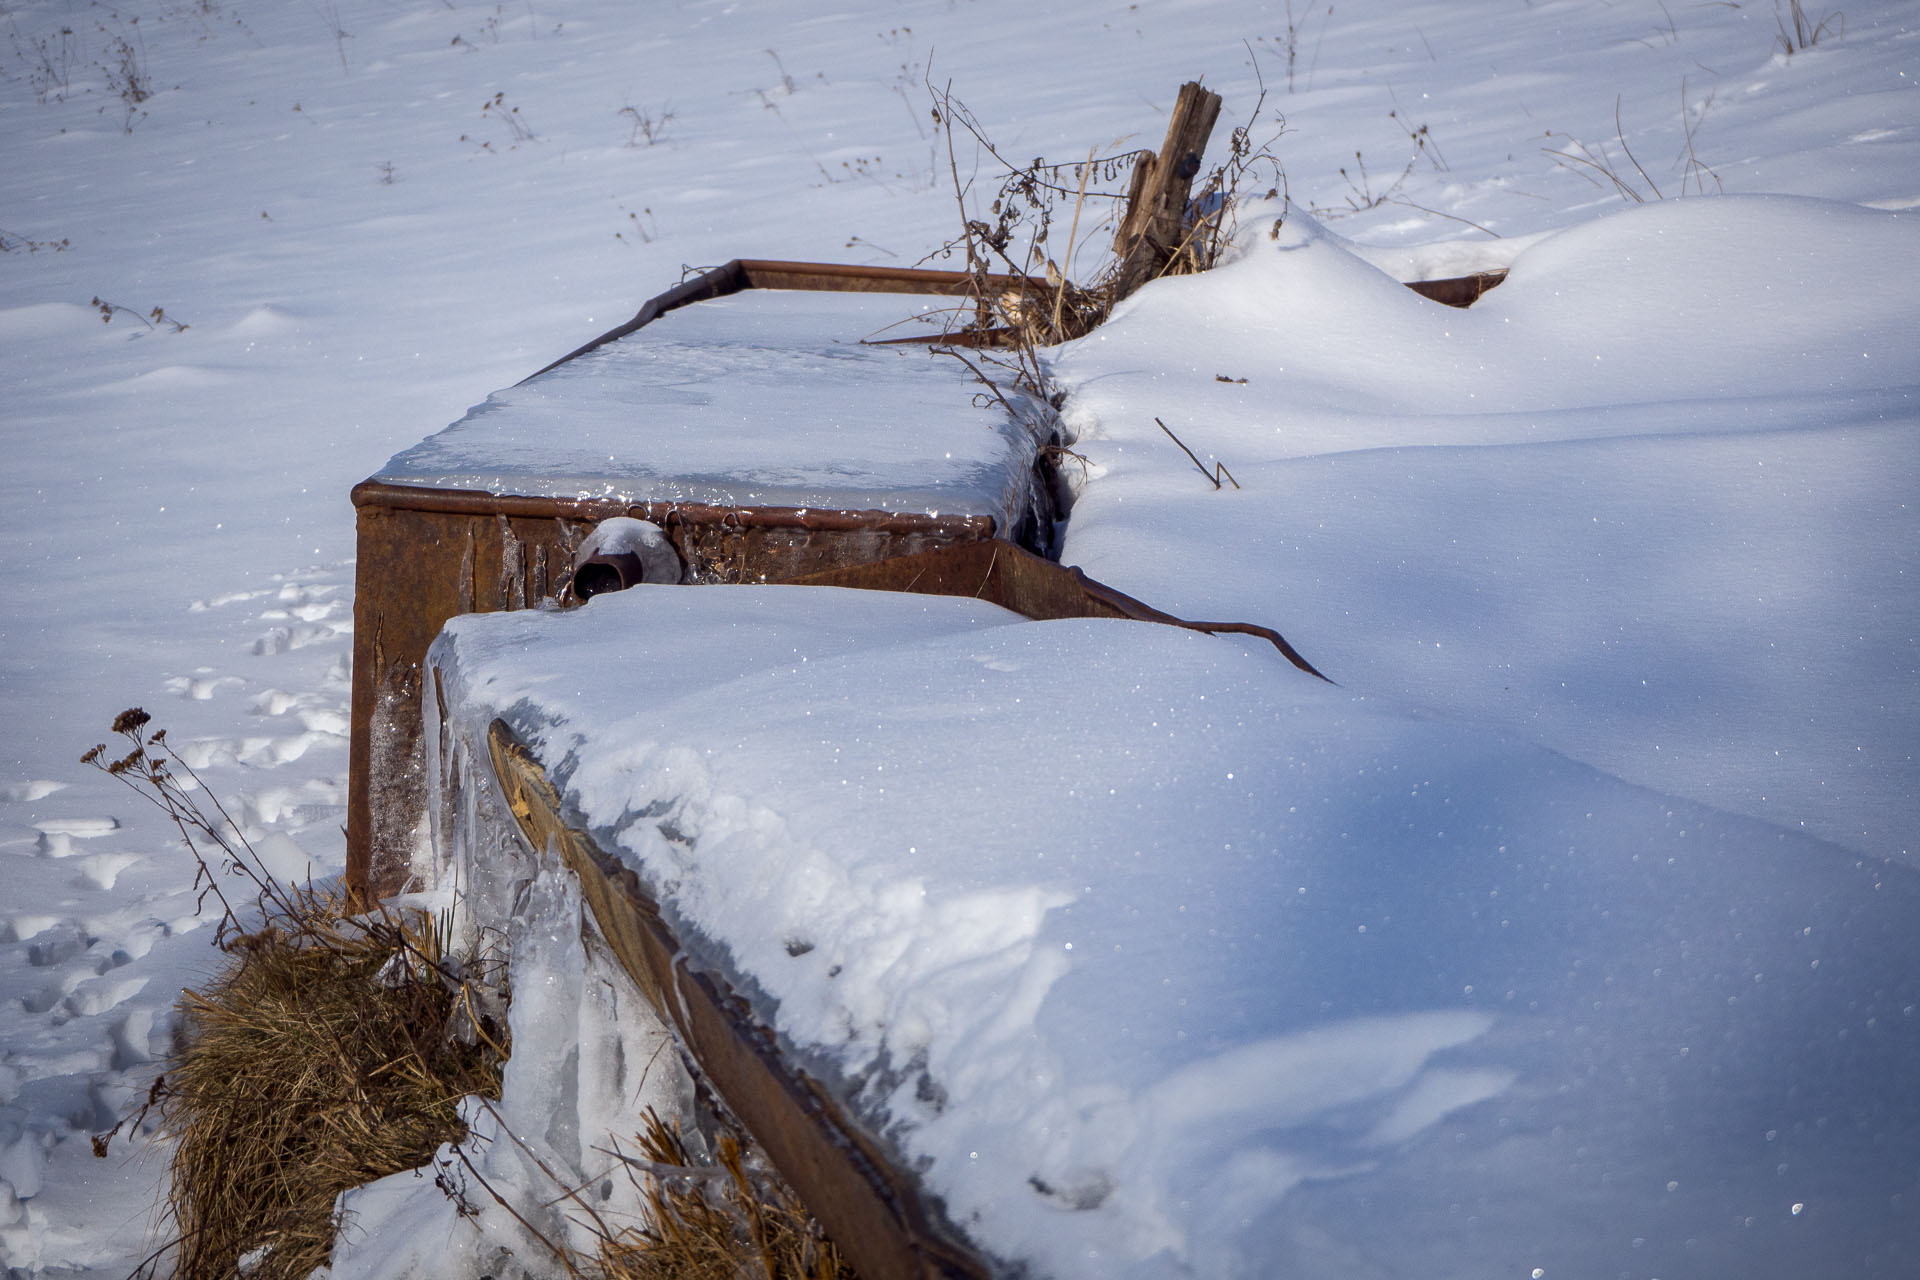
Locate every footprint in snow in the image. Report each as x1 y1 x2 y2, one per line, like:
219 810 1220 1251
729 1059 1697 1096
0 781 67 803
21 967 90 1015
188 586 273 612
176 730 343 771
60 974 149 1020
112 1006 162 1069
228 779 345 829
74 852 143 892
250 687 310 717
249 688 349 736
165 670 245 701
32 817 121 859
251 621 343 656
160 573 354 772
261 598 344 624
268 579 347 609
23 922 95 968
3 915 64 945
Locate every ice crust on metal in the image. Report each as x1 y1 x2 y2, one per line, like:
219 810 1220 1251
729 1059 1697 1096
374 290 1037 517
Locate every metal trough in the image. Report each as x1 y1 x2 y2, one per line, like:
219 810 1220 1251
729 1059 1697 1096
350 250 1490 898
348 266 1059 900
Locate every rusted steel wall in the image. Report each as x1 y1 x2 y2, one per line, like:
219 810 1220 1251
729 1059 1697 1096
346 483 1000 900
348 498 588 902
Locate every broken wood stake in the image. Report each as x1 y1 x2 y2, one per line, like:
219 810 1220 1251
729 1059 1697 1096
1112 81 1224 302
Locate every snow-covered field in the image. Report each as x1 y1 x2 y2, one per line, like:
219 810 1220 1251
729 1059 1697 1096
3 1 1917 1276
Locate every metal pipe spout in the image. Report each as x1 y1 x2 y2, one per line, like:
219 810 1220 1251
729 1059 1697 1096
570 517 682 599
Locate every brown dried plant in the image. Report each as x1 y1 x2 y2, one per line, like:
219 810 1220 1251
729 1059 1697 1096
900 76 1283 516
85 711 508 1280
1776 0 1843 53
917 76 1286 352
593 1109 849 1280
86 710 842 1280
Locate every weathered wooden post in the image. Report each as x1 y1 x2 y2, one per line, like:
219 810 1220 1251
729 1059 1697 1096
1111 81 1224 302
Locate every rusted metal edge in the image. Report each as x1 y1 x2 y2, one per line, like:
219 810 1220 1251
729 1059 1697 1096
519 259 750 384
522 253 1507 385
1063 562 1332 682
1405 268 1509 308
349 479 1000 538
784 539 1332 683
519 259 1050 383
484 719 995 1280
865 326 1020 349
526 256 1511 385
738 259 1039 297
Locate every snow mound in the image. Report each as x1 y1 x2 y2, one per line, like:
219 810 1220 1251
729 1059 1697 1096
1056 195 1920 865
428 584 1920 1278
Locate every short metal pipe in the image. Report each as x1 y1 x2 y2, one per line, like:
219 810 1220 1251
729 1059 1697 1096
570 517 683 599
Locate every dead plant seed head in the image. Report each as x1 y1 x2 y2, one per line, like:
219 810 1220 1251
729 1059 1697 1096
0 225 72 253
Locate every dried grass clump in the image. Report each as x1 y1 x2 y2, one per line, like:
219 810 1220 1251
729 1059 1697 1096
86 711 507 1280
164 907 506 1280
90 709 844 1280
594 1110 849 1280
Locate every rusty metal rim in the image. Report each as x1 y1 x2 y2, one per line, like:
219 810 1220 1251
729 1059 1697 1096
522 258 1513 383
738 259 1036 296
785 538 1332 683
1404 268 1509 308
350 479 1001 537
520 258 1047 383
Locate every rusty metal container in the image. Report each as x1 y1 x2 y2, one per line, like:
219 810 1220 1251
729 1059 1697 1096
348 272 1056 898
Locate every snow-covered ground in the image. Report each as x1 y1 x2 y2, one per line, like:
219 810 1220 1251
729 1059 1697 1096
3 1 1917 1276
1058 191 1920 865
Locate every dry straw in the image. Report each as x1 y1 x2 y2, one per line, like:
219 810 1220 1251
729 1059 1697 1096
86 710 508 1280
901 75 1286 487
89 710 846 1280
593 1110 849 1280
163 908 505 1280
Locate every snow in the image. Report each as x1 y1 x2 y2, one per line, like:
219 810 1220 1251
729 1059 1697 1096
4 0 1919 1277
427 584 1920 1277
375 290 1041 517
1054 195 1920 863
323 870 687 1280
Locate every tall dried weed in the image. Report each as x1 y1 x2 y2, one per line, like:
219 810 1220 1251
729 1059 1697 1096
920 77 1286 352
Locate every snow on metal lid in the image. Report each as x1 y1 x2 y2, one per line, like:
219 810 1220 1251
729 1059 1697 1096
373 289 1037 518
